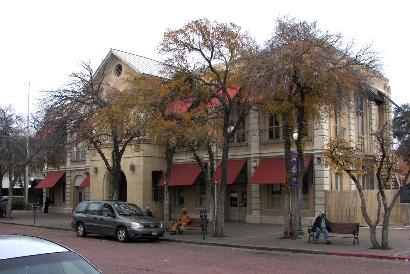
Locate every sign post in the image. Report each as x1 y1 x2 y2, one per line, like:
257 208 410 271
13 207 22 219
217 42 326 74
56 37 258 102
290 152 299 187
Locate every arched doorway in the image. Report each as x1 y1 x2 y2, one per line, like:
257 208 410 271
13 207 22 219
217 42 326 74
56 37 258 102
74 175 85 207
118 171 127 202
103 170 127 201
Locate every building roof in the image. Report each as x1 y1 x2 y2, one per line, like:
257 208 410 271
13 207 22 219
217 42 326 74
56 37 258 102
109 49 173 79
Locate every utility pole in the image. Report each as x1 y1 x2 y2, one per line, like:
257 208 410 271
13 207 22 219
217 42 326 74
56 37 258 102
24 82 30 204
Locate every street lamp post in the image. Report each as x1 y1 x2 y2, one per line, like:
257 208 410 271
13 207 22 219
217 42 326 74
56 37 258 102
291 131 304 236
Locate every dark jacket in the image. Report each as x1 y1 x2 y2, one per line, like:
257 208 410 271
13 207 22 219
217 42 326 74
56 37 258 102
313 214 332 232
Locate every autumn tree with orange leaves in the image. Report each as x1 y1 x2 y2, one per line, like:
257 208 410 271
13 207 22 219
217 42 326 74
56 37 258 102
157 18 258 237
247 17 382 239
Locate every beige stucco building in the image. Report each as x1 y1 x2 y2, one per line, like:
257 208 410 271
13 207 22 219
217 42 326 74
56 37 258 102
37 49 394 224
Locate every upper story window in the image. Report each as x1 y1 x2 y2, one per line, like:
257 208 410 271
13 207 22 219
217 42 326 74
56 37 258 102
334 107 345 139
356 96 365 135
378 104 385 128
230 106 246 145
114 64 122 77
72 142 87 161
268 113 281 141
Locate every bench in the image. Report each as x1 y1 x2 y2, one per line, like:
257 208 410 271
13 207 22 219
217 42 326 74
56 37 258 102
308 222 360 244
175 218 208 239
183 218 208 233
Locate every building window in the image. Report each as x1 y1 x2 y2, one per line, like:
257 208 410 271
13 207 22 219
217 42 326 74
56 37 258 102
270 184 282 209
62 180 66 203
72 142 86 161
301 164 311 209
268 113 281 140
151 171 163 202
48 188 55 204
368 102 373 131
356 96 366 152
229 191 238 207
114 64 122 76
335 173 342 191
230 107 246 144
174 188 184 207
334 108 345 140
196 184 206 207
362 171 375 190
367 172 375 190
378 104 385 128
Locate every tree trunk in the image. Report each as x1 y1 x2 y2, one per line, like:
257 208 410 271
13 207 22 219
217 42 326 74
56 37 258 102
369 225 380 249
350 174 380 248
163 185 169 231
215 138 229 237
163 141 175 231
282 112 293 238
0 169 3 199
206 145 216 233
380 187 405 249
381 209 391 249
282 186 290 237
6 172 13 219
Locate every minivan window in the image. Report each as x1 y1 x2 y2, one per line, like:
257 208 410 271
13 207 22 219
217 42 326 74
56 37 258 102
85 203 102 216
102 204 114 217
112 202 144 216
75 202 87 213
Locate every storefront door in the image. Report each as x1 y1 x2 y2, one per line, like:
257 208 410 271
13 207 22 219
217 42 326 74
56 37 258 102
227 184 247 222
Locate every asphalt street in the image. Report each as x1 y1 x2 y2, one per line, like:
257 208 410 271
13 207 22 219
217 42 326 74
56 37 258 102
0 223 409 274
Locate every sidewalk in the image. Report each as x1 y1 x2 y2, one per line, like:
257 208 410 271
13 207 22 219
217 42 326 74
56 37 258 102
1 210 410 261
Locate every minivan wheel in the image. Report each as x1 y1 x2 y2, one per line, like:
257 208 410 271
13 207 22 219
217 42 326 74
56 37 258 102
116 226 128 242
76 222 87 237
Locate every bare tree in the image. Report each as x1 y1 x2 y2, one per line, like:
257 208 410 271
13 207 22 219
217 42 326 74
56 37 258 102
0 106 67 218
324 123 410 249
43 63 147 200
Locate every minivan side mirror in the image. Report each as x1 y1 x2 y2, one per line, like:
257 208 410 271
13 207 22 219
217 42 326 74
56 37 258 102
108 212 116 218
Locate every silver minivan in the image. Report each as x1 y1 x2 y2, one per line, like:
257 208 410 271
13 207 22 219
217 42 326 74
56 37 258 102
71 201 164 242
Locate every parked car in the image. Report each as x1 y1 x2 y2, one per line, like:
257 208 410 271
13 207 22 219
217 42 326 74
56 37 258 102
0 235 101 273
71 201 164 242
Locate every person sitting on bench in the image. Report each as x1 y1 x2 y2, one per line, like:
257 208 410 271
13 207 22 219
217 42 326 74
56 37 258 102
170 208 192 235
313 210 331 244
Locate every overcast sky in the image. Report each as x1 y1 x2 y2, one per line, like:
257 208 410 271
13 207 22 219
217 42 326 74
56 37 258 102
1 0 408 115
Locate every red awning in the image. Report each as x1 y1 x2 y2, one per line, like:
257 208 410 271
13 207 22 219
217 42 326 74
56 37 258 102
158 163 202 186
79 176 90 188
250 155 312 184
215 159 247 185
35 172 65 188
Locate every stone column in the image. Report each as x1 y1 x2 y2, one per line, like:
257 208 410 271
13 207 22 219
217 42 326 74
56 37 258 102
347 102 357 190
64 171 72 213
246 108 262 223
313 116 330 216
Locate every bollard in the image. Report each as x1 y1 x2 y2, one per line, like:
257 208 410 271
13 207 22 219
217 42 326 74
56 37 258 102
33 204 37 225
32 202 40 225
298 216 305 236
200 209 208 240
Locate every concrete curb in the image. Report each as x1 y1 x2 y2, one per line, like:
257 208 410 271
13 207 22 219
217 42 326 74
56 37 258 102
1 221 409 262
161 238 410 262
0 221 72 232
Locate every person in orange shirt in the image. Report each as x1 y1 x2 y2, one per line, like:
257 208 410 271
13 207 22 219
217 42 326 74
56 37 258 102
170 208 192 235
